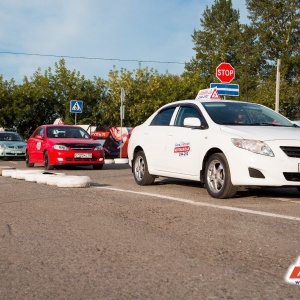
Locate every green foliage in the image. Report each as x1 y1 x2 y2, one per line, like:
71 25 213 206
246 0 300 116
96 66 192 127
0 76 16 130
12 71 57 137
185 0 241 86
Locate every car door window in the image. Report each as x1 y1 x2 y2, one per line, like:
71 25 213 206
33 127 44 138
150 107 176 126
174 106 205 127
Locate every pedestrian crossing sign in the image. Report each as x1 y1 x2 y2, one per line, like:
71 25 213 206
70 100 83 113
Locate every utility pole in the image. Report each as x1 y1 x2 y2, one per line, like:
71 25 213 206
275 59 281 112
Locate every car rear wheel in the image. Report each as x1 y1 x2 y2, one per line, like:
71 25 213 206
133 151 155 185
93 164 103 170
205 153 237 199
44 151 54 170
25 151 34 167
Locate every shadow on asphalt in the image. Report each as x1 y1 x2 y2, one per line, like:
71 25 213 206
154 177 300 199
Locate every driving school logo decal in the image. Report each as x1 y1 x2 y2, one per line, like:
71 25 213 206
174 142 190 156
36 142 41 150
285 256 300 285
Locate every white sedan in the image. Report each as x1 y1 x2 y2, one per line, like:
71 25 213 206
0 131 26 159
128 99 300 199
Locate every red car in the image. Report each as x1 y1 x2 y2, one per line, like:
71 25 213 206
26 124 105 170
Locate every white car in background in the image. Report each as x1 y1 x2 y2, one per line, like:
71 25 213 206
128 99 300 199
0 131 26 160
293 120 300 126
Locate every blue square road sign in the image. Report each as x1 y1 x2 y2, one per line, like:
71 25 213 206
70 100 83 113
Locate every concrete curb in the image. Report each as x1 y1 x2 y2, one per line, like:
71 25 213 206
1 168 91 188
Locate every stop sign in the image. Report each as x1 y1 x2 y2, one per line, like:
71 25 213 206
216 62 235 83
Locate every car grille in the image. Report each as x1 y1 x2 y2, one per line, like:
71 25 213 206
7 145 24 149
280 146 300 158
65 158 98 162
62 143 98 150
283 172 300 182
4 145 25 156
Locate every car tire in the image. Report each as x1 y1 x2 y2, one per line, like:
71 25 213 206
26 151 34 167
93 164 103 170
44 151 54 170
133 151 155 185
205 153 237 199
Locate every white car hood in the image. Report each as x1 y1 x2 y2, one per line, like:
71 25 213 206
0 141 26 146
220 125 300 141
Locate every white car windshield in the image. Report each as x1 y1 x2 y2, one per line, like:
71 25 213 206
202 101 294 126
0 132 23 141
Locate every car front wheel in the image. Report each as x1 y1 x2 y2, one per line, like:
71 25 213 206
205 153 237 199
44 151 54 170
133 151 155 185
26 151 34 167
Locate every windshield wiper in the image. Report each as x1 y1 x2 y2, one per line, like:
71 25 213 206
250 122 281 126
221 122 247 125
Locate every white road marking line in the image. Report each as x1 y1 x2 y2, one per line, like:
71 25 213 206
93 186 300 222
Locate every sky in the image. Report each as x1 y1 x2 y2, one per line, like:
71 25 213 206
0 0 249 84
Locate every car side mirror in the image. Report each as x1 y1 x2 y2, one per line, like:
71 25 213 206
35 134 43 140
183 117 201 128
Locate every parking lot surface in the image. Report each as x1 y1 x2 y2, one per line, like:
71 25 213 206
1 160 300 299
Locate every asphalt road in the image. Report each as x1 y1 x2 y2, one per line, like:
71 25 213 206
1 159 300 299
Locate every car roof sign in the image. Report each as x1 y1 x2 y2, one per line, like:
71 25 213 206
195 87 221 100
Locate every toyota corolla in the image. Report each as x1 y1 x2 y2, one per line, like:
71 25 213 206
128 99 300 199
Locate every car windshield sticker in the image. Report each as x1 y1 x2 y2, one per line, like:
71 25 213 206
174 142 190 156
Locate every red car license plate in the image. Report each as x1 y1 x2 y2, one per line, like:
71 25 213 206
74 153 92 158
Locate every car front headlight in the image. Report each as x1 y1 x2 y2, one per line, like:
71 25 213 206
94 145 103 151
0 144 7 149
231 138 274 157
52 144 69 151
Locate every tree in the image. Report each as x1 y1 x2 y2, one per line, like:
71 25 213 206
0 76 16 130
185 0 242 93
246 0 300 118
12 69 57 137
234 24 270 102
47 59 87 124
246 0 300 72
99 66 196 127
78 77 108 126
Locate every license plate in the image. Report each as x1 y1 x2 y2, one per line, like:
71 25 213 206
11 150 22 154
74 153 92 158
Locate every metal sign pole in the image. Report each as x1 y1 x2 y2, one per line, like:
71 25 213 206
120 110 122 158
120 88 125 158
